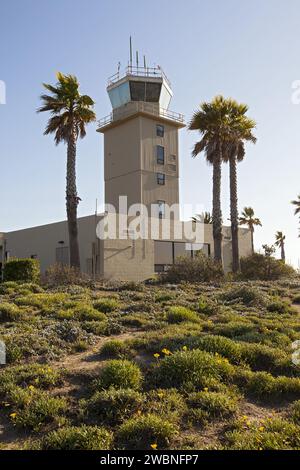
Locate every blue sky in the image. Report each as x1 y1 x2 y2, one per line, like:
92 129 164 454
1 0 300 266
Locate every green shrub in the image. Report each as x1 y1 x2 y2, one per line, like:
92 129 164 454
225 418 300 450
15 292 67 311
85 388 143 425
97 360 142 390
3 258 40 283
61 304 106 321
9 388 67 431
151 349 235 391
291 400 300 424
166 306 200 324
38 425 112 450
239 343 289 373
100 340 132 358
235 369 300 400
213 321 255 339
0 363 62 397
43 263 89 287
161 252 224 283
186 391 238 419
144 389 187 422
267 298 292 314
93 298 119 313
194 335 242 364
221 285 266 306
198 296 217 315
0 302 24 322
240 253 295 281
115 414 178 450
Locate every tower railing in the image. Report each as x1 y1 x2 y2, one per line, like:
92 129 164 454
97 101 184 129
107 65 172 89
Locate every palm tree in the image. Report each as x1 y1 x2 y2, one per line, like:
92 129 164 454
239 207 262 254
38 73 96 269
291 195 300 215
191 212 213 224
189 96 232 263
275 231 286 262
222 100 256 273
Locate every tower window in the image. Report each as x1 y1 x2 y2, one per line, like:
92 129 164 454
157 200 165 218
157 173 165 185
156 145 165 165
156 124 164 137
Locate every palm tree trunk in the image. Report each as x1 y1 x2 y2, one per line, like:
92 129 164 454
250 228 254 254
281 243 285 262
229 157 240 272
212 149 223 263
66 127 81 269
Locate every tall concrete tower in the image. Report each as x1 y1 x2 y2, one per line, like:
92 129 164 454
97 62 185 219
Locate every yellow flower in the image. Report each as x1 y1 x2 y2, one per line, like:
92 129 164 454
157 392 164 398
162 348 172 356
137 410 142 416
10 412 17 419
258 427 265 432
150 443 158 450
182 346 187 351
203 387 209 392
153 353 160 359
28 385 35 391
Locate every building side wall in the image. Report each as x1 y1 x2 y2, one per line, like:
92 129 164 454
4 216 101 274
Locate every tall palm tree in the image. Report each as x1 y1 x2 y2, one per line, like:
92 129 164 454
189 96 231 263
191 212 212 224
239 207 262 254
275 231 286 262
38 73 96 269
222 100 256 273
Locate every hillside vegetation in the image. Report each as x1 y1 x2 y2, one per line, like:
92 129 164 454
1 279 300 450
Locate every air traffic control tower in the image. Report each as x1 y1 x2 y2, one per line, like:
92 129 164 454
97 61 185 219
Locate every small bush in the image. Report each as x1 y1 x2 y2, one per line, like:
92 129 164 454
240 253 295 281
221 285 267 306
58 304 107 321
267 298 292 314
115 414 178 450
93 298 119 313
42 263 89 287
225 417 300 450
100 340 132 358
292 294 300 304
161 253 224 283
166 306 200 324
0 302 24 322
235 369 300 400
195 335 242 364
151 349 235 391
144 389 187 422
96 360 142 390
10 388 67 431
3 258 40 283
186 391 238 419
38 425 112 450
290 400 300 424
0 364 62 397
85 388 143 425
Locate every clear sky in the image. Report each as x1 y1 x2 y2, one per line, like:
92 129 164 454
1 0 300 266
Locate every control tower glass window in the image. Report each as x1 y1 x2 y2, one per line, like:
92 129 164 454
156 124 164 137
157 173 165 185
156 145 165 165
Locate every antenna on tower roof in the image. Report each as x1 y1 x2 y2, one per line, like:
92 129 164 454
143 55 146 69
129 36 133 71
136 50 139 68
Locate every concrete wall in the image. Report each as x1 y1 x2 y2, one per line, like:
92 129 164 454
4 216 101 274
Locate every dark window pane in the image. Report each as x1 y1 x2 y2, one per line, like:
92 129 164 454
156 145 165 164
156 124 164 137
157 173 165 185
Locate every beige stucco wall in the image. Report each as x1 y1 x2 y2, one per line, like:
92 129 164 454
103 113 180 216
4 216 101 274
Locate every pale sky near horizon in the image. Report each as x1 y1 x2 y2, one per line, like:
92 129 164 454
1 0 300 266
